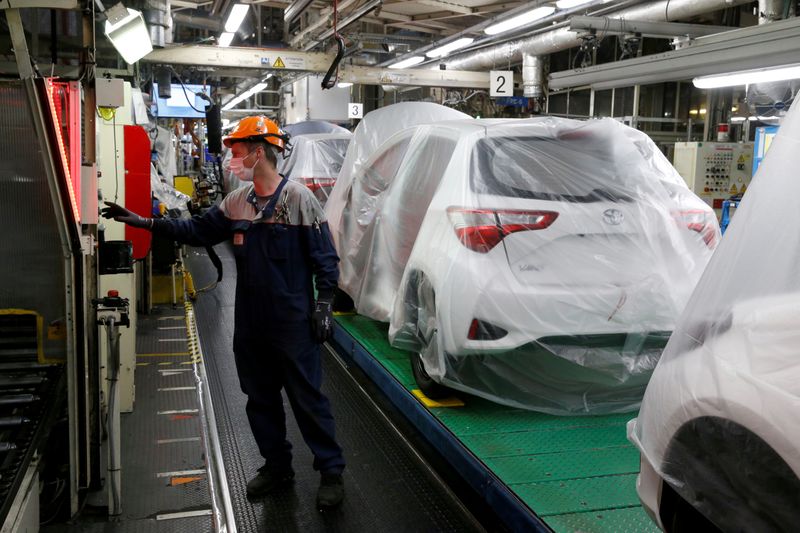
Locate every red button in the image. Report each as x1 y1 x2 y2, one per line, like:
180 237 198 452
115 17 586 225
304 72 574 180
108 290 119 297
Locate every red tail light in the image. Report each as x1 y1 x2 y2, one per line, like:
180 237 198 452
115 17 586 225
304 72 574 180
447 207 559 253
673 209 717 248
303 177 336 192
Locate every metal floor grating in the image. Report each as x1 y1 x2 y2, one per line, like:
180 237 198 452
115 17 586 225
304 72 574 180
46 308 213 533
186 243 483 532
335 314 659 533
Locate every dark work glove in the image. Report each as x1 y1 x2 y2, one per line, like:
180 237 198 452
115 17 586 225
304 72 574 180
311 299 333 344
101 201 152 229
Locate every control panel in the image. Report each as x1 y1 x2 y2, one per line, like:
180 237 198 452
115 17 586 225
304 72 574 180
673 142 754 212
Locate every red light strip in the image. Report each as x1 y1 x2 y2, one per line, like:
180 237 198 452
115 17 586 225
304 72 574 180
45 79 81 224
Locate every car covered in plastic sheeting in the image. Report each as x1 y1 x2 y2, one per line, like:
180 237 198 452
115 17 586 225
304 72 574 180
325 101 471 306
628 99 800 531
283 120 350 136
375 117 719 415
277 133 352 205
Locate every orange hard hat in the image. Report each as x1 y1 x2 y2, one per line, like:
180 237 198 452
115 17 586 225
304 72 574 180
222 116 290 152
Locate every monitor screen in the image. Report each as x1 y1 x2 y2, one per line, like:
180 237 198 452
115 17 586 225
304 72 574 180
153 83 209 119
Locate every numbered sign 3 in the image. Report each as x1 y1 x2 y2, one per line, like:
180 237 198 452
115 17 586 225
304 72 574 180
490 70 513 97
348 103 364 119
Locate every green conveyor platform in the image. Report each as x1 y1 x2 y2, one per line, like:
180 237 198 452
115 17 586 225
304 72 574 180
335 314 659 533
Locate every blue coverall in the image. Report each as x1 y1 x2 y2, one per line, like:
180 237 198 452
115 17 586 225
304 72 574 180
152 177 345 475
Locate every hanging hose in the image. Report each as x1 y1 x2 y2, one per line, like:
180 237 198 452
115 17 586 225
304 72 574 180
321 0 346 90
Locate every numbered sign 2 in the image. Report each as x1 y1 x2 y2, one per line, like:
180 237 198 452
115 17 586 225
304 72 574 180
348 103 364 119
490 70 513 97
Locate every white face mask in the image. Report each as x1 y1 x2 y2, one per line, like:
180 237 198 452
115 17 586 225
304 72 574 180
228 149 259 182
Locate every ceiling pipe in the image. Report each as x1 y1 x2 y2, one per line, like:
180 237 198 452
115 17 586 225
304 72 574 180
522 53 544 99
759 0 783 23
172 11 222 31
442 0 752 71
142 0 170 48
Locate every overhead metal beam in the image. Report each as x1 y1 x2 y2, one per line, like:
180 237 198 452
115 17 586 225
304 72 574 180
550 15 800 90
143 45 334 71
141 44 497 88
5 10 32 79
569 16 734 38
338 64 496 89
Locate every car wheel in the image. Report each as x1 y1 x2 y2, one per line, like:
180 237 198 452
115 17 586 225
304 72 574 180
410 275 455 400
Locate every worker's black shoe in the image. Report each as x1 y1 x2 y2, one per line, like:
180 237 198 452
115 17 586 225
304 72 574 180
316 473 344 508
246 466 294 499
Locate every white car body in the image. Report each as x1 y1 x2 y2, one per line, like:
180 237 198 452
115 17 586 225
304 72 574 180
628 98 800 530
328 114 716 413
628 293 800 531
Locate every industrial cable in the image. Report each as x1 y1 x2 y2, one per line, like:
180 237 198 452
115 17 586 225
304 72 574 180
112 113 119 203
168 66 210 114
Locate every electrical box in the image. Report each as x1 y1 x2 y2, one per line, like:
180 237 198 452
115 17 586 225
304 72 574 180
96 78 125 108
673 142 754 211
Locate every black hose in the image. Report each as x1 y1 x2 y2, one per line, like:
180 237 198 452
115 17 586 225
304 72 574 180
321 35 346 90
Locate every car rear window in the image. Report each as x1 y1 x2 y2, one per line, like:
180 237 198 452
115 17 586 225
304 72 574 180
470 135 634 202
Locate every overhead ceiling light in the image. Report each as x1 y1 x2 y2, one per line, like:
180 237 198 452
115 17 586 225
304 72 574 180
693 63 800 88
425 37 475 58
218 32 235 47
222 81 268 110
104 4 153 64
484 6 555 36
731 116 747 123
556 0 594 8
389 56 425 69
224 4 250 33
337 82 353 88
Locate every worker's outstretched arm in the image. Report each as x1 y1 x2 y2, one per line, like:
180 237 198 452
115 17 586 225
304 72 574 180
102 201 232 247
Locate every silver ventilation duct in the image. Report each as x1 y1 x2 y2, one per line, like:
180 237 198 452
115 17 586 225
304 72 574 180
443 0 752 72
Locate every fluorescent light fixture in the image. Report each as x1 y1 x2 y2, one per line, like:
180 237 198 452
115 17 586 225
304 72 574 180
389 56 425 69
222 81 268 110
224 4 250 33
689 109 698 115
337 82 353 88
693 63 800 88
484 6 555 36
104 6 153 64
731 116 746 122
699 108 707 115
425 37 475 58
556 0 593 8
218 32 235 47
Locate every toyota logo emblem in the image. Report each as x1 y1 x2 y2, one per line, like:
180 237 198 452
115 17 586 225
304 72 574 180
603 209 624 225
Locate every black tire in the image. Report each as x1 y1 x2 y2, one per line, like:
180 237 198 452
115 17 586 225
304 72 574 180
410 274 456 400
410 352 452 400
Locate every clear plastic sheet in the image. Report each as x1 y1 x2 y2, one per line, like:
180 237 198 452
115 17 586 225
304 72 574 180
150 163 190 212
629 99 800 528
283 120 350 136
331 114 718 414
325 102 470 309
277 133 351 205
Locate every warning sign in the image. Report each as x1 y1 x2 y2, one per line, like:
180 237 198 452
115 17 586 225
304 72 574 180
737 154 745 163
273 57 286 68
730 184 738 194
